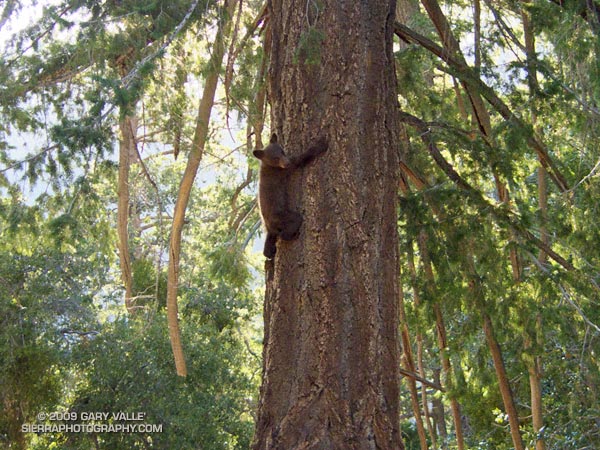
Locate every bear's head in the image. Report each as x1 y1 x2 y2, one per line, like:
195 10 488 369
253 134 291 169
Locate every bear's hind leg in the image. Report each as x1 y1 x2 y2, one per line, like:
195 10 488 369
263 232 277 258
280 211 302 241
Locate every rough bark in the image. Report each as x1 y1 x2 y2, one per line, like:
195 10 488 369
253 1 403 448
117 113 136 314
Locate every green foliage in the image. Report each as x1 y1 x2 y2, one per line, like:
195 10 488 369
131 257 167 309
0 151 262 449
294 27 326 67
48 316 257 450
0 209 106 448
396 1 600 448
1 0 600 448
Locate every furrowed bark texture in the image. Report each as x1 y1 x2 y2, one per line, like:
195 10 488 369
253 1 403 449
117 114 136 314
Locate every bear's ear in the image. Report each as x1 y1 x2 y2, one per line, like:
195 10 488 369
253 149 264 159
270 133 278 144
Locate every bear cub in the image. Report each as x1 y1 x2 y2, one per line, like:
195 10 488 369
253 133 328 258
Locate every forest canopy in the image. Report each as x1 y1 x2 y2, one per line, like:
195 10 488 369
1 0 599 449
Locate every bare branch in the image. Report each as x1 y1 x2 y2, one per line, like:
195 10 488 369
399 367 445 392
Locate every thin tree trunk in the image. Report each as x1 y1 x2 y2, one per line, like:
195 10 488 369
522 6 547 449
166 0 236 377
473 0 481 70
524 321 545 450
406 241 438 449
465 252 525 450
115 53 140 314
400 171 439 448
117 113 136 314
402 7 524 443
416 339 438 449
471 8 528 441
253 1 403 448
473 24 528 445
430 368 448 446
417 231 465 450
482 313 525 450
400 163 462 449
399 273 429 450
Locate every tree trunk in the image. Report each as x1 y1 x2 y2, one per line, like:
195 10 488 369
417 231 465 450
482 313 525 450
522 6 547 449
399 274 429 450
404 222 437 448
430 368 448 446
465 250 525 450
117 113 136 314
166 0 236 377
253 1 403 448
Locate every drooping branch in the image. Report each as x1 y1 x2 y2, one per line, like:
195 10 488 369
549 0 600 34
398 367 445 392
228 165 254 232
394 22 570 193
399 110 575 272
0 144 59 174
121 0 201 88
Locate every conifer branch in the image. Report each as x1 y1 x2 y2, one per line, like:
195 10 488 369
399 110 575 272
0 144 59 174
394 22 570 193
121 0 201 88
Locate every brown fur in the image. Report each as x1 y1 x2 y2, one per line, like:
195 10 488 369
253 134 328 258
